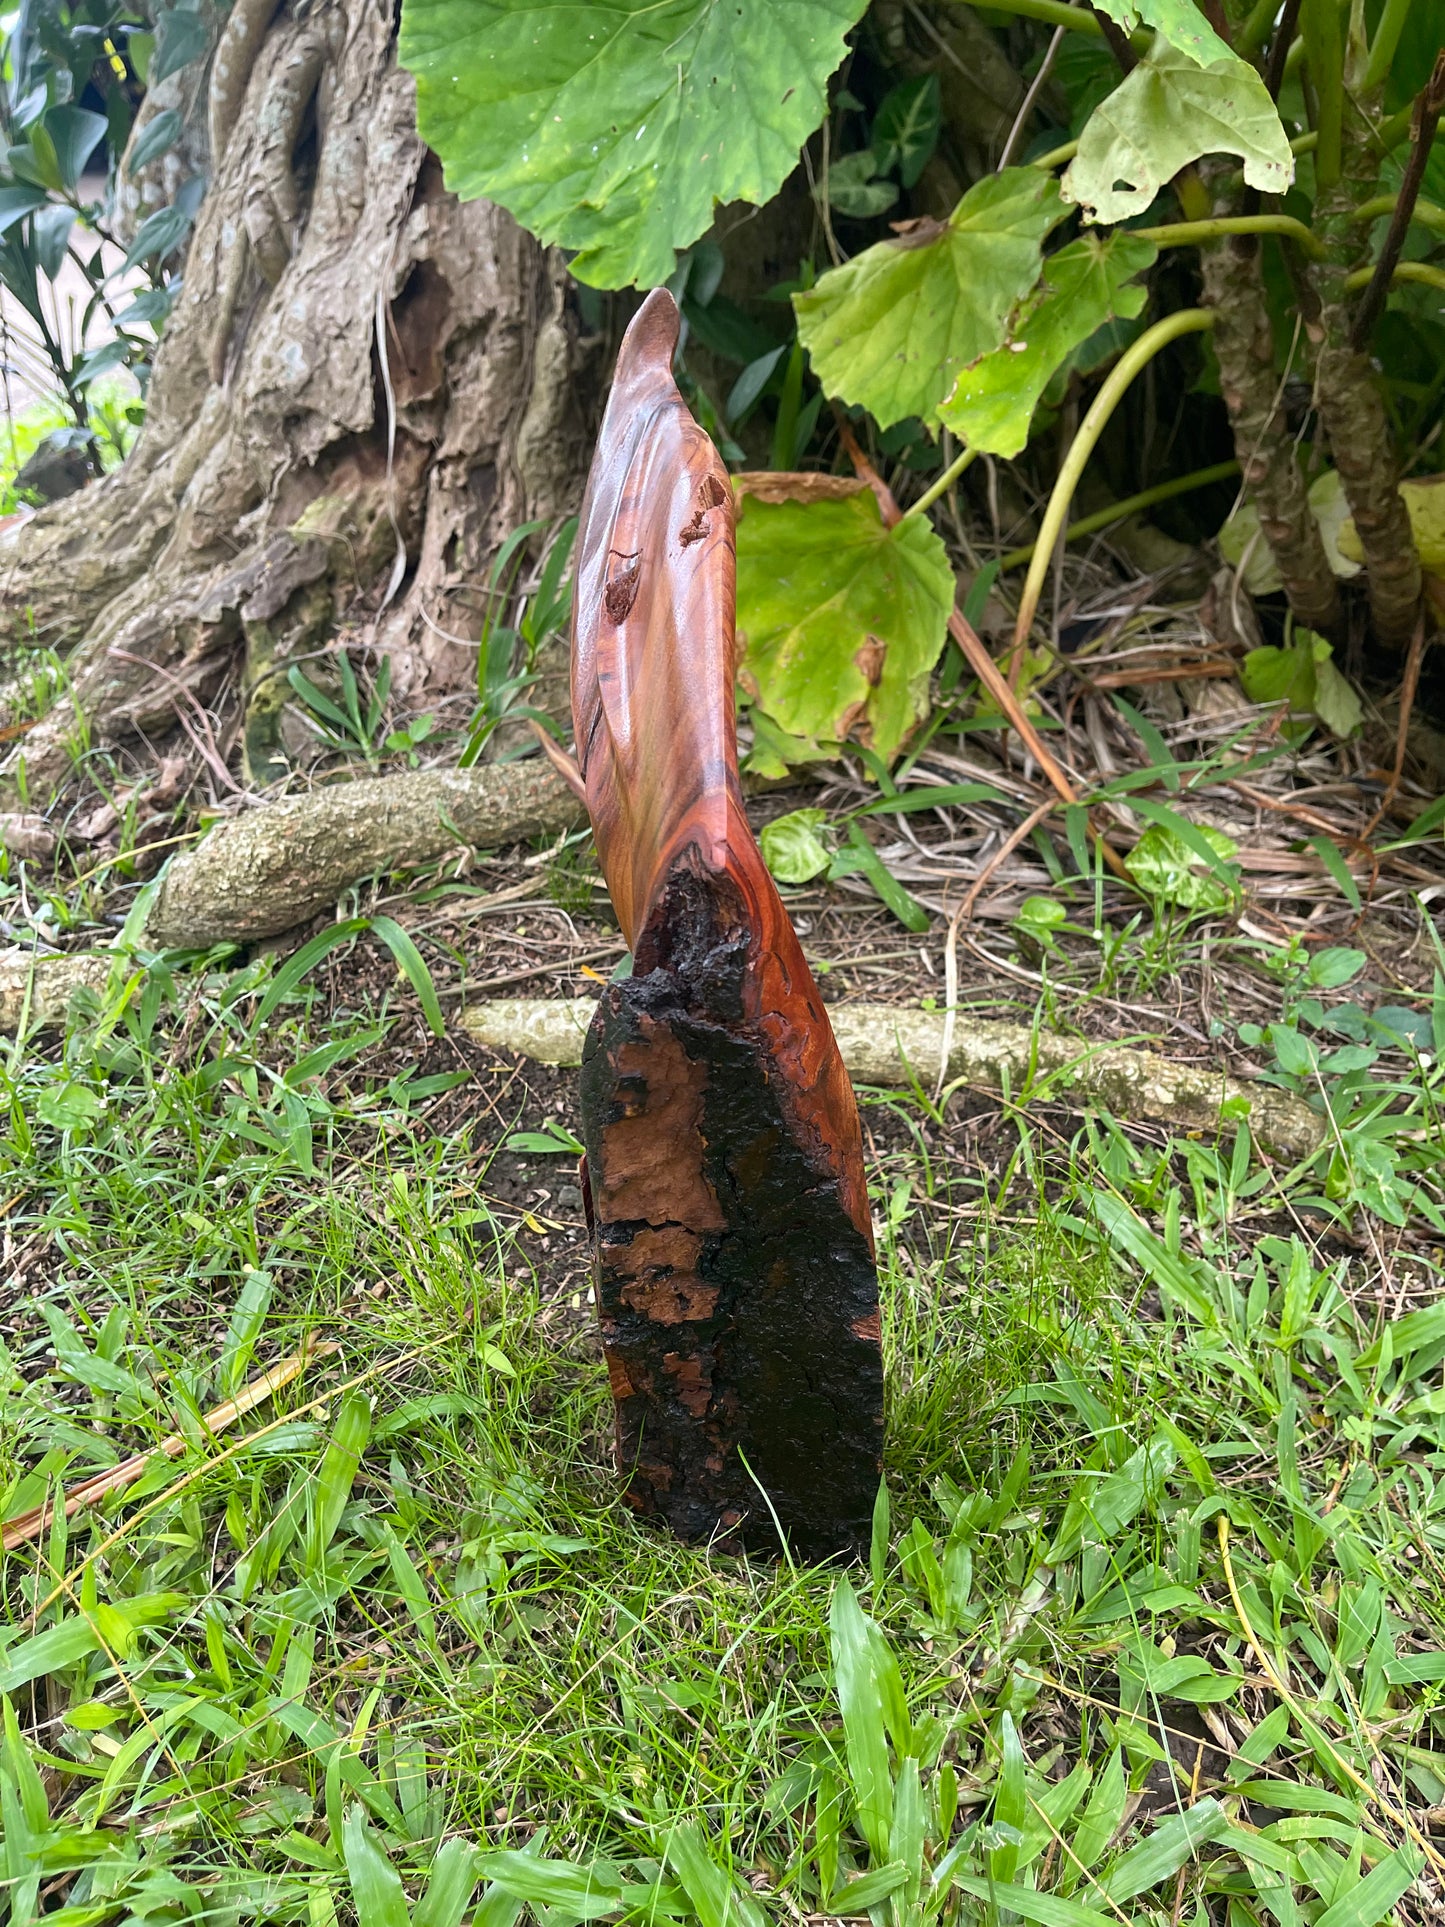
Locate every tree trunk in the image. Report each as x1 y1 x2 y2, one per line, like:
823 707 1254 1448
0 0 601 801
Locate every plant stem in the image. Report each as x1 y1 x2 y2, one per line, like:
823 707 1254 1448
1301 0 1344 186
1237 0 1284 55
1194 155 1343 638
1352 191 1445 233
1350 53 1445 350
905 444 977 521
1263 0 1305 97
1031 139 1079 169
941 0 1105 37
1137 215 1324 255
1011 310 1215 654
1309 78 1423 648
1343 259 1445 296
1363 0 1414 92
996 460 1241 570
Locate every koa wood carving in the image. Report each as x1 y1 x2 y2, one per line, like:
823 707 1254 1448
570 290 883 1562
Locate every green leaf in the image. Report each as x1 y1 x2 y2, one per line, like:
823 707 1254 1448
761 808 832 884
505 1125 585 1155
254 918 369 1027
414 1839 482 1927
1313 1843 1423 1927
0 184 48 237
838 826 931 932
829 1576 894 1859
342 1806 410 1927
1065 1746 1126 1882
309 1390 371 1564
474 1850 623 1919
1310 650 1363 738
873 75 940 188
45 105 108 193
0 1597 182 1694
151 5 212 81
735 488 954 758
828 1863 913 1910
369 916 446 1038
794 168 1064 429
1124 813 1239 911
129 107 183 172
940 232 1156 457
955 1878 1119 1927
398 0 868 288
1063 43 1292 225
220 1270 274 1396
36 1081 105 1133
663 1821 768 1927
822 149 899 219
1050 1435 1174 1562
1098 1798 1228 1901
1093 0 1232 67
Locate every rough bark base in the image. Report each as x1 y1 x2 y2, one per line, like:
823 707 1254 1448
1310 110 1423 650
0 0 597 800
1198 207 1341 636
579 876 883 1563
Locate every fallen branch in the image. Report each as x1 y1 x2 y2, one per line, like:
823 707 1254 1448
0 947 112 1030
462 996 1327 1160
2 1337 338 1551
148 760 583 947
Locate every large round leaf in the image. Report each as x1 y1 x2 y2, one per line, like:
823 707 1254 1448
1063 43 1292 225
940 231 1156 457
735 484 954 762
793 169 1064 430
398 0 868 290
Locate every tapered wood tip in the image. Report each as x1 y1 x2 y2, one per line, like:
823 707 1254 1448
614 287 681 390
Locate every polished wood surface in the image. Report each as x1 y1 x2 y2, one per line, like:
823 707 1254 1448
571 290 883 1559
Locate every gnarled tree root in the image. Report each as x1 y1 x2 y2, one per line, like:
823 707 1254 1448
461 996 1328 1161
148 760 582 947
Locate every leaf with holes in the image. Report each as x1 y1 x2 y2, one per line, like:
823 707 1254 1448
1063 43 1291 225
793 168 1065 429
940 231 1156 456
735 484 954 759
398 0 869 288
1093 0 1232 66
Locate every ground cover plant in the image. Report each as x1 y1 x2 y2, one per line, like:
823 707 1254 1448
2 843 1445 1926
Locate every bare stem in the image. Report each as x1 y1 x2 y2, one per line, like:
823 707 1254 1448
1011 310 1215 654
1350 53 1445 350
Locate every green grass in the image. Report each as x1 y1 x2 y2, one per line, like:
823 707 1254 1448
2 926 1445 1927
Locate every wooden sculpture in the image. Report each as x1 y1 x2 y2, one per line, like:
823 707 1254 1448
569 289 883 1562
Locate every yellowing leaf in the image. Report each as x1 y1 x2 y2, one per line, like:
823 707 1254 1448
1337 472 1445 574
1218 468 1360 594
940 231 1156 457
1063 43 1292 225
793 169 1065 429
735 487 954 762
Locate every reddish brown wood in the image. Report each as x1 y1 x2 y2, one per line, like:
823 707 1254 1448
571 290 883 1561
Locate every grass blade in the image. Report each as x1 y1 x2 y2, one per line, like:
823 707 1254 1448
369 916 446 1038
342 1805 410 1927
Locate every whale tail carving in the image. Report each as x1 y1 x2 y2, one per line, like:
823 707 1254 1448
570 289 883 1561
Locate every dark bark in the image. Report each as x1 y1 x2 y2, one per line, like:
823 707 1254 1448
581 868 884 1562
1198 219 1342 637
1310 96 1423 650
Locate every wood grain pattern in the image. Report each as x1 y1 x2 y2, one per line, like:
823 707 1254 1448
572 290 883 1560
